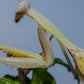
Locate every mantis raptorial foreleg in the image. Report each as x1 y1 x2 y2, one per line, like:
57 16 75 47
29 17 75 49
0 27 54 68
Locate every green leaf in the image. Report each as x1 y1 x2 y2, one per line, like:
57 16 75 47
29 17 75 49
25 77 31 84
30 77 43 84
0 75 20 84
31 68 56 84
54 58 71 71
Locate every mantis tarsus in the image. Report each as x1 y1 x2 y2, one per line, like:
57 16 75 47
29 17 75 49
0 1 84 83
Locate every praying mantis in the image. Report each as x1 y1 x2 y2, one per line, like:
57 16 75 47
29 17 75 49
0 0 84 83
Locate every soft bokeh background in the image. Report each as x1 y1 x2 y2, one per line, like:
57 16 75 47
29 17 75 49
0 0 84 84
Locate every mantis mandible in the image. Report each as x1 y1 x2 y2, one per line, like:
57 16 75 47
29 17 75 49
0 0 84 81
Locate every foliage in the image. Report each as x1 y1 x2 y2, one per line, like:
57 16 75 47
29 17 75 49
0 75 20 84
31 68 56 84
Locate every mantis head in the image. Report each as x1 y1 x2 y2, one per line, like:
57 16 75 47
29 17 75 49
15 0 30 23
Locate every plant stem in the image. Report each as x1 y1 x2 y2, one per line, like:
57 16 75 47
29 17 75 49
18 68 31 84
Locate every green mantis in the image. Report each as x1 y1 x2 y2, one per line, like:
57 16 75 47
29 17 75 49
0 0 84 83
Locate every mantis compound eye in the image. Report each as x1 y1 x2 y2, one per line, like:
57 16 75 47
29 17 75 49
16 5 24 15
15 0 30 23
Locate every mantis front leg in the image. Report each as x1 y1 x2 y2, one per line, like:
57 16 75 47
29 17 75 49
0 27 54 68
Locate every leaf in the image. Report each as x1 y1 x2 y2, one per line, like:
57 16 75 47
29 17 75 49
25 77 31 84
30 77 43 84
0 75 20 84
31 68 56 84
0 75 31 84
54 58 71 71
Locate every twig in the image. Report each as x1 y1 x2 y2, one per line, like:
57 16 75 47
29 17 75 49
18 68 31 84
